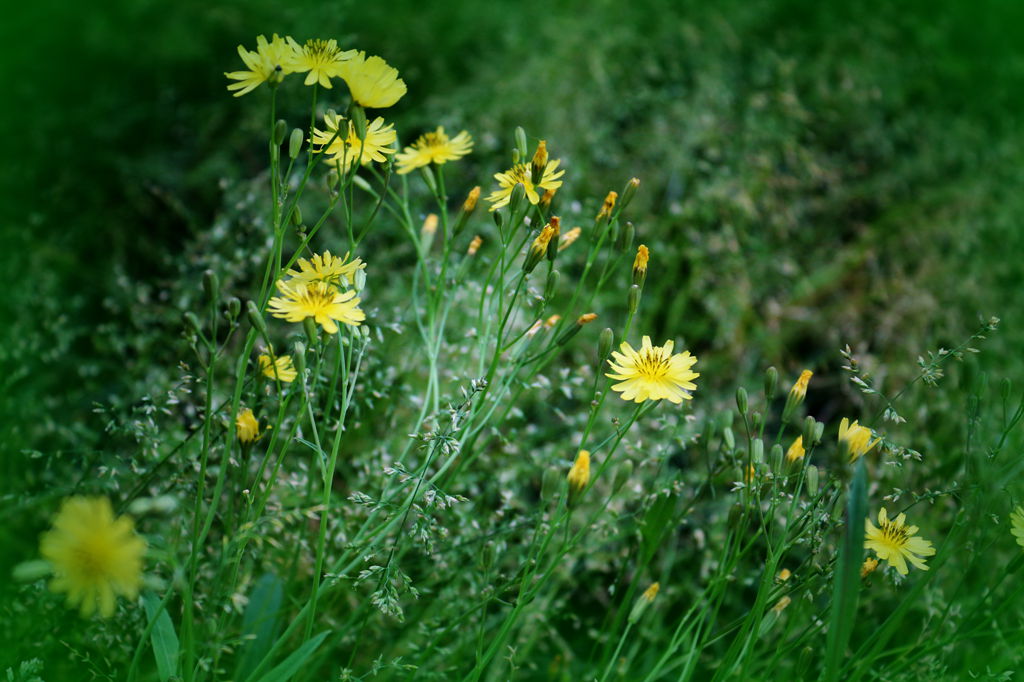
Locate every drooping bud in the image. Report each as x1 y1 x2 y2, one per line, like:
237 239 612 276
632 244 649 287
530 140 548 185
567 450 591 506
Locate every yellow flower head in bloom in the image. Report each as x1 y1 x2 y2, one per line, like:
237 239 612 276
268 279 365 334
1011 506 1024 549
225 33 294 97
311 112 396 173
786 436 806 463
236 408 262 443
286 250 365 288
567 450 591 496
40 497 145 618
259 353 297 383
606 336 699 404
839 417 879 462
487 160 565 211
864 507 936 575
338 51 407 108
395 127 473 175
286 37 356 88
790 369 813 400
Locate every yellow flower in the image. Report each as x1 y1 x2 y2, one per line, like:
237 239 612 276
567 450 591 502
559 226 582 251
236 408 262 443
1011 506 1024 549
395 127 473 174
864 507 936 575
629 580 660 623
286 37 355 88
633 244 649 285
463 186 481 212
286 250 365 288
597 191 618 220
268 279 365 334
777 568 792 581
225 33 293 97
523 219 558 273
544 314 561 328
311 112 396 172
467 235 483 255
786 436 805 463
337 51 407 108
641 582 660 602
772 595 792 614
860 556 879 578
790 369 813 400
486 160 565 211
40 497 145 618
606 336 699 404
259 353 297 383
839 417 880 461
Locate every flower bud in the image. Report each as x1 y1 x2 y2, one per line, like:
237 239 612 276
628 582 659 624
303 317 318 346
723 427 735 451
508 182 527 219
245 301 266 335
292 205 303 226
751 411 764 432
735 387 748 416
12 560 52 582
274 119 287 146
203 269 220 303
814 420 824 445
805 465 819 495
523 222 558 274
227 297 241 320
770 443 784 471
596 191 618 221
514 126 528 160
293 341 306 377
627 284 641 315
325 169 340 192
539 188 556 210
492 210 503 229
751 438 764 464
530 140 548 185
453 186 481 237
567 450 591 507
419 165 437 194
782 370 812 423
764 366 778 401
288 127 304 159
632 244 649 287
598 328 614 362
616 221 634 252
546 216 561 261
786 436 805 464
802 416 817 452
350 104 368 141
619 177 640 212
467 235 483 256
544 270 560 301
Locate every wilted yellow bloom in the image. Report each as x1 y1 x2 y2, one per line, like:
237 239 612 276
567 450 591 501
558 227 581 251
632 244 649 285
606 336 699 404
545 314 561 328
40 497 146 618
259 353 297 383
268 279 365 334
525 320 544 338
786 436 805 463
790 370 813 400
463 186 481 212
286 37 355 88
597 191 618 220
629 581 660 623
422 213 439 236
236 408 262 443
337 51 407 108
860 556 879 578
839 417 879 462
311 112 396 173
395 127 473 174
523 221 559 273
642 582 660 602
577 313 598 325
286 250 365 288
530 140 549 182
467 235 483 255
225 33 293 97
772 596 792 614
487 160 565 211
539 188 556 209
1011 507 1024 549
864 507 935 575
777 568 792 581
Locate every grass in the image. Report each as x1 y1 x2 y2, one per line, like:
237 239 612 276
2 0 1023 679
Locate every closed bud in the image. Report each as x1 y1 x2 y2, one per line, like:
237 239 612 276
273 119 287 146
735 387 749 416
288 127 304 159
293 342 306 377
814 420 824 445
350 104 367 141
508 182 527 218
245 301 266 335
619 177 640 211
752 411 764 432
567 450 591 506
632 244 649 287
598 328 614 361
805 465 819 495
292 205 302 226
616 221 635 252
770 443 784 471
325 169 340 193
544 269 560 300
453 186 481 238
354 269 367 292
802 416 817 451
12 560 52 582
782 370 813 422
514 126 528 160
492 210 504 229
530 140 548 185
227 297 241 320
764 366 778 401
183 311 202 335
723 427 736 451
303 317 318 346
202 269 220 303
612 459 633 494
627 284 641 315
751 438 764 464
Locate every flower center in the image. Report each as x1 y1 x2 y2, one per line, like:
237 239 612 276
421 132 446 148
880 520 910 547
507 164 536 192
305 40 341 65
635 349 670 380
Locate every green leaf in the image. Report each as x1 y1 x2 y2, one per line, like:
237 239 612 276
824 459 867 682
249 631 329 682
236 573 285 680
142 592 179 682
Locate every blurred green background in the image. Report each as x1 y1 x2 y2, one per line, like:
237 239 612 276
1 0 1022 665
